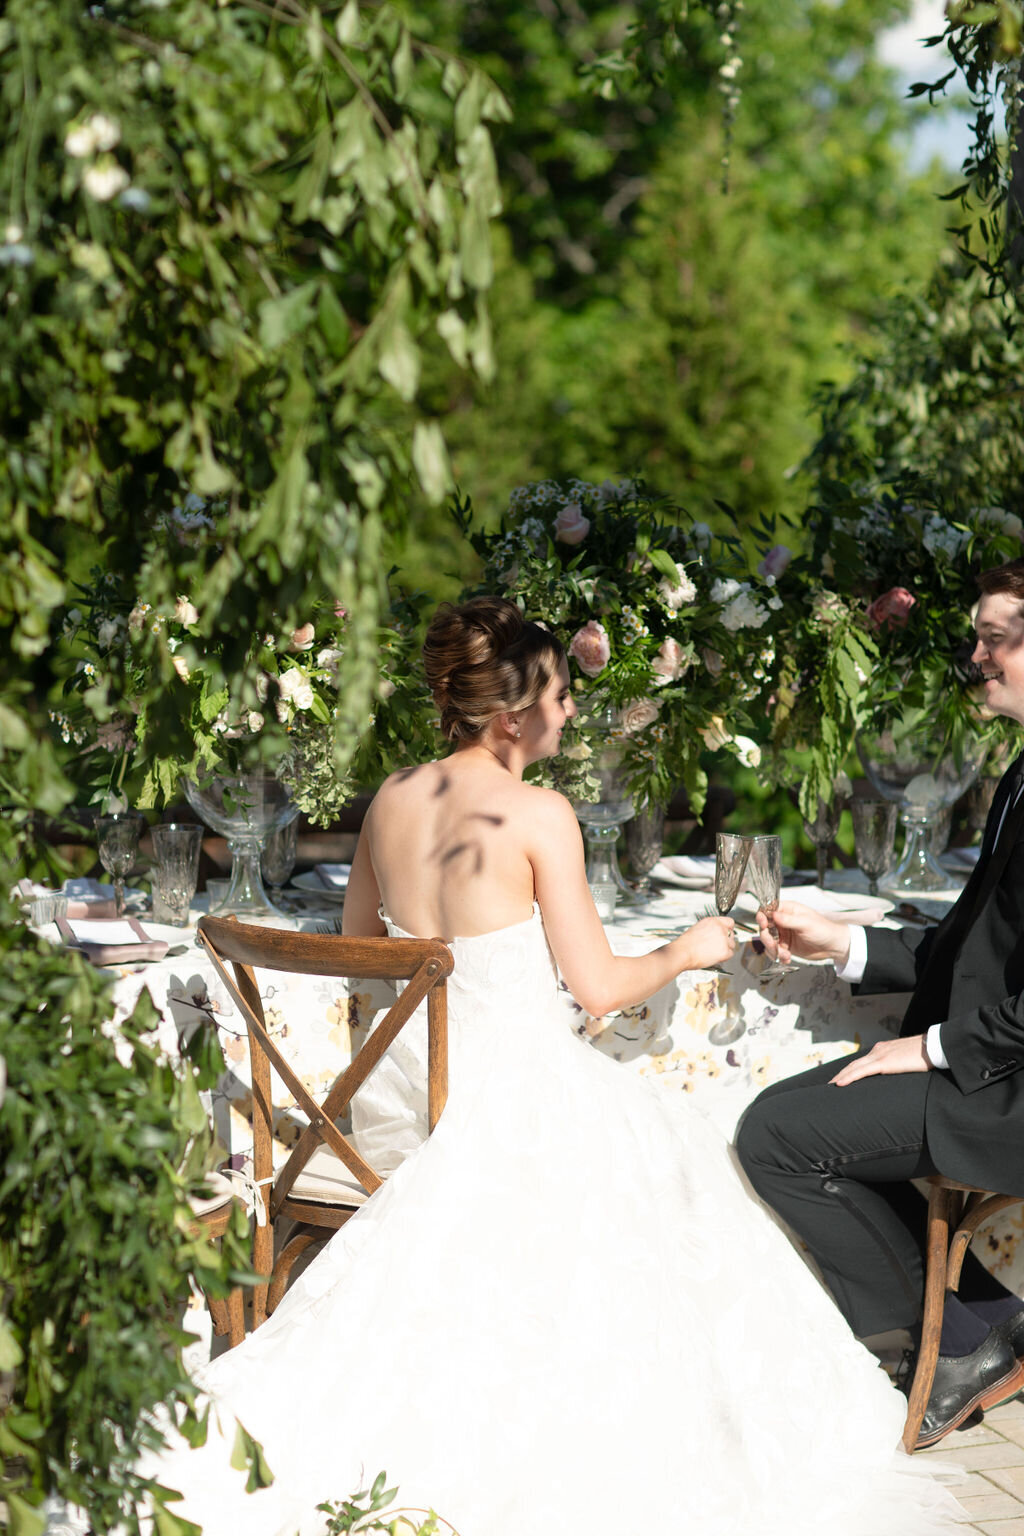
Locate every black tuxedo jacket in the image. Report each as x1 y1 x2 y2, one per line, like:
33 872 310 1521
856 749 1024 1190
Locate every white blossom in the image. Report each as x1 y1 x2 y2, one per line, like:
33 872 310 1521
278 668 315 711
83 159 130 202
658 562 698 610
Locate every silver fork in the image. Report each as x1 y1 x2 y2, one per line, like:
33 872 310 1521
309 916 345 935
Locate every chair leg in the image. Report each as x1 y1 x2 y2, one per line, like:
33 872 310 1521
267 1228 328 1317
903 1184 959 1452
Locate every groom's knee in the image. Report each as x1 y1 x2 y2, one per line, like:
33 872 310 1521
734 1092 785 1189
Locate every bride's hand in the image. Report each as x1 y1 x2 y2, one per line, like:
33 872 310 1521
678 915 737 970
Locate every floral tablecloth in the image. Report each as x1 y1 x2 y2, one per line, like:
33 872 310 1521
92 877 1024 1297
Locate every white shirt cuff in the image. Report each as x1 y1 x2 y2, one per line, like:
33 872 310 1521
925 1023 948 1070
834 924 867 984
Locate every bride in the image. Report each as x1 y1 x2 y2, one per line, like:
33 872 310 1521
149 597 960 1534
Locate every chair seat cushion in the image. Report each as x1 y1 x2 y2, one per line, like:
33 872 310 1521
287 1143 373 1206
188 1168 236 1218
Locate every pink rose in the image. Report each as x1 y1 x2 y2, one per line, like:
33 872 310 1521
866 586 916 629
553 502 591 546
651 637 687 687
620 697 661 734
289 622 315 651
568 619 610 677
758 544 792 580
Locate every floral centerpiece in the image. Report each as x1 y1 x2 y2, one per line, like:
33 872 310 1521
760 487 1024 817
454 477 780 815
56 552 437 826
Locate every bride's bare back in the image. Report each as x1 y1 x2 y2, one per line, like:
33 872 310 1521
361 754 544 938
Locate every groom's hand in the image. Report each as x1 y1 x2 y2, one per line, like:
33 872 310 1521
830 1035 931 1085
756 900 852 968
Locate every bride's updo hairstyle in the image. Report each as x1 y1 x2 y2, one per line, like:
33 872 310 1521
423 596 565 743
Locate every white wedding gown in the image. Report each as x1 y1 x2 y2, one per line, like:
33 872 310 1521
149 908 960 1534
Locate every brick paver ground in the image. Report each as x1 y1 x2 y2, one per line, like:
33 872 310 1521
920 1395 1024 1531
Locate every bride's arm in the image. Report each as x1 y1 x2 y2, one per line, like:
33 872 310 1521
342 821 387 937
526 790 735 1015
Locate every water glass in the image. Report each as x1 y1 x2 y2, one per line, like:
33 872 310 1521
150 822 204 926
850 799 897 896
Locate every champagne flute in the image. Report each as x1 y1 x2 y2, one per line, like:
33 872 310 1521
708 833 752 1046
746 834 788 978
96 811 145 918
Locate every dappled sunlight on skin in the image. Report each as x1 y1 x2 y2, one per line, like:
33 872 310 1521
436 812 505 876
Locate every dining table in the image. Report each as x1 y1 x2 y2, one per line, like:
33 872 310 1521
35 858 1024 1301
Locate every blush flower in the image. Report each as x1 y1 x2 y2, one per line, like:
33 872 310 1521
620 697 661 734
174 595 199 626
553 502 591 545
568 619 610 677
866 586 916 629
651 637 687 687
289 623 316 651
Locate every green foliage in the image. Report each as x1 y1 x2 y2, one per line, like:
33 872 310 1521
0 0 503 1519
0 921 253 1530
808 261 1024 515
319 1469 453 1534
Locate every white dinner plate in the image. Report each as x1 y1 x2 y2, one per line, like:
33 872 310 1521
732 886 894 925
290 871 348 901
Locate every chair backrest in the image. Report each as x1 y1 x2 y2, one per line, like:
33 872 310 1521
196 916 454 1216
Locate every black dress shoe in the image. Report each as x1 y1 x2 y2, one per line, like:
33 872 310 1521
908 1328 1024 1448
993 1307 1024 1360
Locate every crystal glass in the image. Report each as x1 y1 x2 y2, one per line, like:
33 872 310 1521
150 821 204 926
857 721 985 892
96 811 145 917
624 803 665 898
850 799 897 896
708 832 752 1046
261 815 299 906
573 706 639 911
182 773 298 918
746 834 787 978
802 797 841 888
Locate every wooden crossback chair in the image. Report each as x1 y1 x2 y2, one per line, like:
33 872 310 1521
196 914 453 1331
188 1172 246 1348
903 1175 1024 1452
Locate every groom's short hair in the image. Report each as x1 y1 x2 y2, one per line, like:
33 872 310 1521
979 557 1024 610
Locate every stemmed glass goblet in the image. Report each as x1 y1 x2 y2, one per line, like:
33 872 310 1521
708 832 752 1046
746 834 788 978
260 816 299 909
850 799 897 896
802 797 840 888
96 811 145 918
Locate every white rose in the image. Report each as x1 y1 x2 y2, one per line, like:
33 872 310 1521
658 562 698 611
174 595 199 626
247 710 265 733
278 668 315 710
172 655 191 682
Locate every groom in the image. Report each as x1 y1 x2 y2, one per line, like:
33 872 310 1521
736 555 1024 1449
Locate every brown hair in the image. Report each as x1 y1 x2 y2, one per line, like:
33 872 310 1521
978 557 1024 608
422 597 565 743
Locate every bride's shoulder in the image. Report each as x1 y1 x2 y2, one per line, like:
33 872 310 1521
516 781 578 831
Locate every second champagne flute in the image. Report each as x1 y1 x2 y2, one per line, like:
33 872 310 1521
746 834 788 978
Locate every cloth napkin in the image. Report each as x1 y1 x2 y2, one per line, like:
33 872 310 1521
770 885 890 926
315 863 351 891
13 877 117 919
54 914 169 966
649 855 716 888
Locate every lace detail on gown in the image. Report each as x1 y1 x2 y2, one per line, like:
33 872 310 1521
145 909 962 1535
